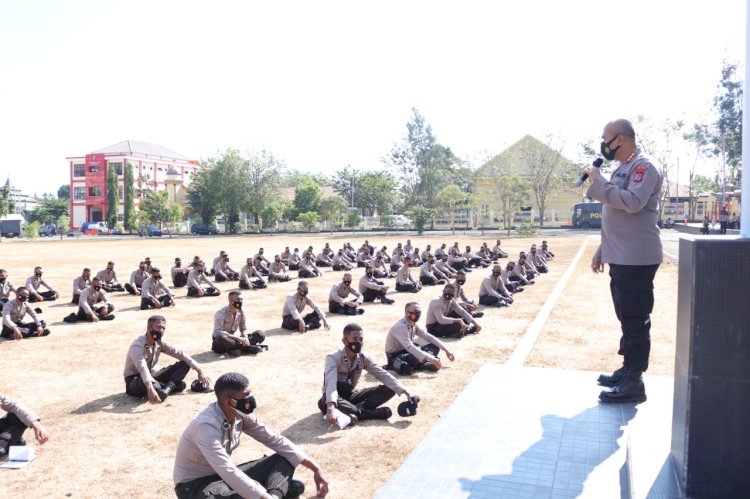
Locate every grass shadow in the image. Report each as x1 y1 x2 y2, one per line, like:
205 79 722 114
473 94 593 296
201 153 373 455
192 350 234 364
71 392 152 415
281 412 343 445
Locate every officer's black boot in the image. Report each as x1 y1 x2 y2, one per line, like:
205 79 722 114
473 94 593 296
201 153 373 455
597 366 628 387
283 479 305 498
599 372 646 404
358 407 392 421
156 382 177 401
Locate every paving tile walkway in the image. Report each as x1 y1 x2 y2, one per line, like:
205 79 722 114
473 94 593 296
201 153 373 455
376 365 678 499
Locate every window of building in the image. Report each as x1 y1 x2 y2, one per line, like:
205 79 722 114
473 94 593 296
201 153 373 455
117 214 124 222
89 165 101 173
109 162 123 176
73 164 85 177
89 186 102 197
118 190 123 200
74 187 86 200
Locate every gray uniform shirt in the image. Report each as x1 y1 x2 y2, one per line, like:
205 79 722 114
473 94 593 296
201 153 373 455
97 268 119 285
213 305 248 340
479 275 508 299
26 275 55 293
3 300 42 328
282 292 325 321
396 265 416 286
269 261 287 279
426 296 472 325
173 402 307 496
130 269 148 287
329 283 363 305
0 393 39 427
586 149 663 265
384 317 448 362
323 348 405 405
72 275 91 296
141 277 173 300
123 334 200 383
187 270 216 290
358 275 383 294
0 280 16 301
240 265 264 287
79 286 111 315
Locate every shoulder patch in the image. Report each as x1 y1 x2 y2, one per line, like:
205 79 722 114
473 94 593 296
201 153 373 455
633 164 649 183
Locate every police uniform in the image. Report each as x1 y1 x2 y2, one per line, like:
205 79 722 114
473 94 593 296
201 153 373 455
240 264 266 290
420 247 433 262
316 251 333 267
384 317 446 372
25 273 58 302
2 298 49 338
123 334 200 398
0 279 16 304
478 274 510 307
586 147 662 378
287 252 302 271
435 257 457 278
71 274 91 304
328 282 364 315
125 267 148 295
419 260 447 286
171 264 189 288
140 276 174 309
318 347 406 420
187 270 220 297
297 258 321 279
358 273 393 304
0 393 41 454
395 264 420 293
281 292 325 331
214 258 239 282
211 305 263 354
425 295 474 338
268 261 291 282
97 267 126 292
331 253 352 271
65 285 115 322
492 241 508 259
390 251 404 272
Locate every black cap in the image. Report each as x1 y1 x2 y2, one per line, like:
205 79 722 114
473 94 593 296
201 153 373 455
398 396 420 417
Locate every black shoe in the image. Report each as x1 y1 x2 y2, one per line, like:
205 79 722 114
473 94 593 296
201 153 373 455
381 297 395 304
599 374 647 404
174 381 187 393
227 348 242 357
16 437 26 446
471 311 484 318
421 362 439 373
359 407 392 420
156 382 177 401
34 307 43 314
356 308 365 315
284 479 305 498
464 325 478 335
597 366 628 387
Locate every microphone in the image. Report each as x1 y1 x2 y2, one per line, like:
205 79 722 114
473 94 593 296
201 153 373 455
575 158 604 187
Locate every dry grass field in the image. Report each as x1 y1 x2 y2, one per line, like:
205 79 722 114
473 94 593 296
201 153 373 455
0 232 677 498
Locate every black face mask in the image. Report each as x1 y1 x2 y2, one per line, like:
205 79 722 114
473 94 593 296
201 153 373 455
150 330 163 342
18 295 28 302
233 301 243 309
346 340 363 354
457 280 465 285
601 135 620 161
94 285 101 291
299 290 308 297
444 293 454 300
408 311 421 322
175 263 181 267
35 273 42 277
343 281 351 286
492 271 501 277
0 278 5 283
233 395 257 415
366 272 373 277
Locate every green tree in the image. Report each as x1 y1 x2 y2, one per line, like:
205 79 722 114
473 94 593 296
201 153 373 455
281 170 330 188
28 195 69 225
486 175 532 236
297 211 320 232
332 168 399 216
211 149 247 233
260 199 289 229
438 184 469 234
188 165 221 226
123 163 137 232
245 148 285 225
0 180 14 217
520 135 576 227
106 164 119 229
331 166 358 207
294 180 322 217
23 221 40 239
346 209 362 228
57 184 70 200
138 191 174 227
406 206 433 235
713 60 743 184
319 195 349 230
693 174 719 193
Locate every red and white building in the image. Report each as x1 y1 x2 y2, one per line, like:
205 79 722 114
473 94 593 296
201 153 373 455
67 140 201 229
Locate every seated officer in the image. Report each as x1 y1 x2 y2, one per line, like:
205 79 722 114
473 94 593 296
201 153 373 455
0 269 16 305
287 249 302 271
140 268 175 310
173 372 328 499
71 268 92 304
123 315 211 403
125 261 148 295
187 262 220 297
214 254 239 282
492 239 509 259
529 245 549 273
63 277 115 322
1 287 50 339
269 255 292 282
212 292 266 357
385 302 455 374
425 284 481 338
26 267 58 302
419 256 448 286
97 261 126 292
320 323 416 423
331 250 353 271
240 258 267 290
281 281 330 333
298 255 322 279
478 265 514 307
358 265 394 304
171 258 189 288
328 274 364 315
395 256 421 293
0 392 49 459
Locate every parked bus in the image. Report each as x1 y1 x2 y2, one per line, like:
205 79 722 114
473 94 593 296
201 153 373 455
571 202 602 229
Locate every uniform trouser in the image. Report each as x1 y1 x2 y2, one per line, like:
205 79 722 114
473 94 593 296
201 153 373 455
215 272 238 282
103 283 125 292
609 263 659 373
332 264 349 271
467 258 484 267
420 276 444 286
124 283 141 295
362 288 385 302
390 264 400 272
239 279 266 290
281 312 321 331
288 263 300 271
269 274 291 282
395 282 418 292
187 287 221 297
426 322 462 338
536 265 548 273
65 304 115 322
0 413 28 451
317 381 395 418
172 274 188 288
29 290 57 302
298 269 316 278
328 301 360 315
720 221 728 234
140 295 172 310
450 262 466 271
1 321 50 338
71 294 81 304
211 336 257 354
386 344 440 370
174 454 295 499
125 361 190 397
479 294 502 306
317 261 331 267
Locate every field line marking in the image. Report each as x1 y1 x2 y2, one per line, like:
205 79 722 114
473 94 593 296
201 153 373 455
507 238 589 367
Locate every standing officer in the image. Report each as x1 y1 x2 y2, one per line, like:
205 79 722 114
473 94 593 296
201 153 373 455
1 287 50 339
124 315 211 403
140 268 175 310
25 267 58 302
212 292 266 356
328 273 364 315
385 302 455 375
71 268 92 304
583 118 662 404
97 261 126 292
281 281 330 333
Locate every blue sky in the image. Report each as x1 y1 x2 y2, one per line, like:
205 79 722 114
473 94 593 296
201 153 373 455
0 0 744 195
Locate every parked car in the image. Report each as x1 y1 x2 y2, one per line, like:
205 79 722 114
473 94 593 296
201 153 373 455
81 221 110 234
138 225 162 237
38 225 58 237
66 229 82 237
191 223 218 235
392 214 413 227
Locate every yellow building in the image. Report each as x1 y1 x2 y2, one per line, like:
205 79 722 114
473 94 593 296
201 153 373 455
474 135 581 225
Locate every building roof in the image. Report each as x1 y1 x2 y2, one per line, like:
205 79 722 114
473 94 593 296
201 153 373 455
475 134 576 178
92 140 189 161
